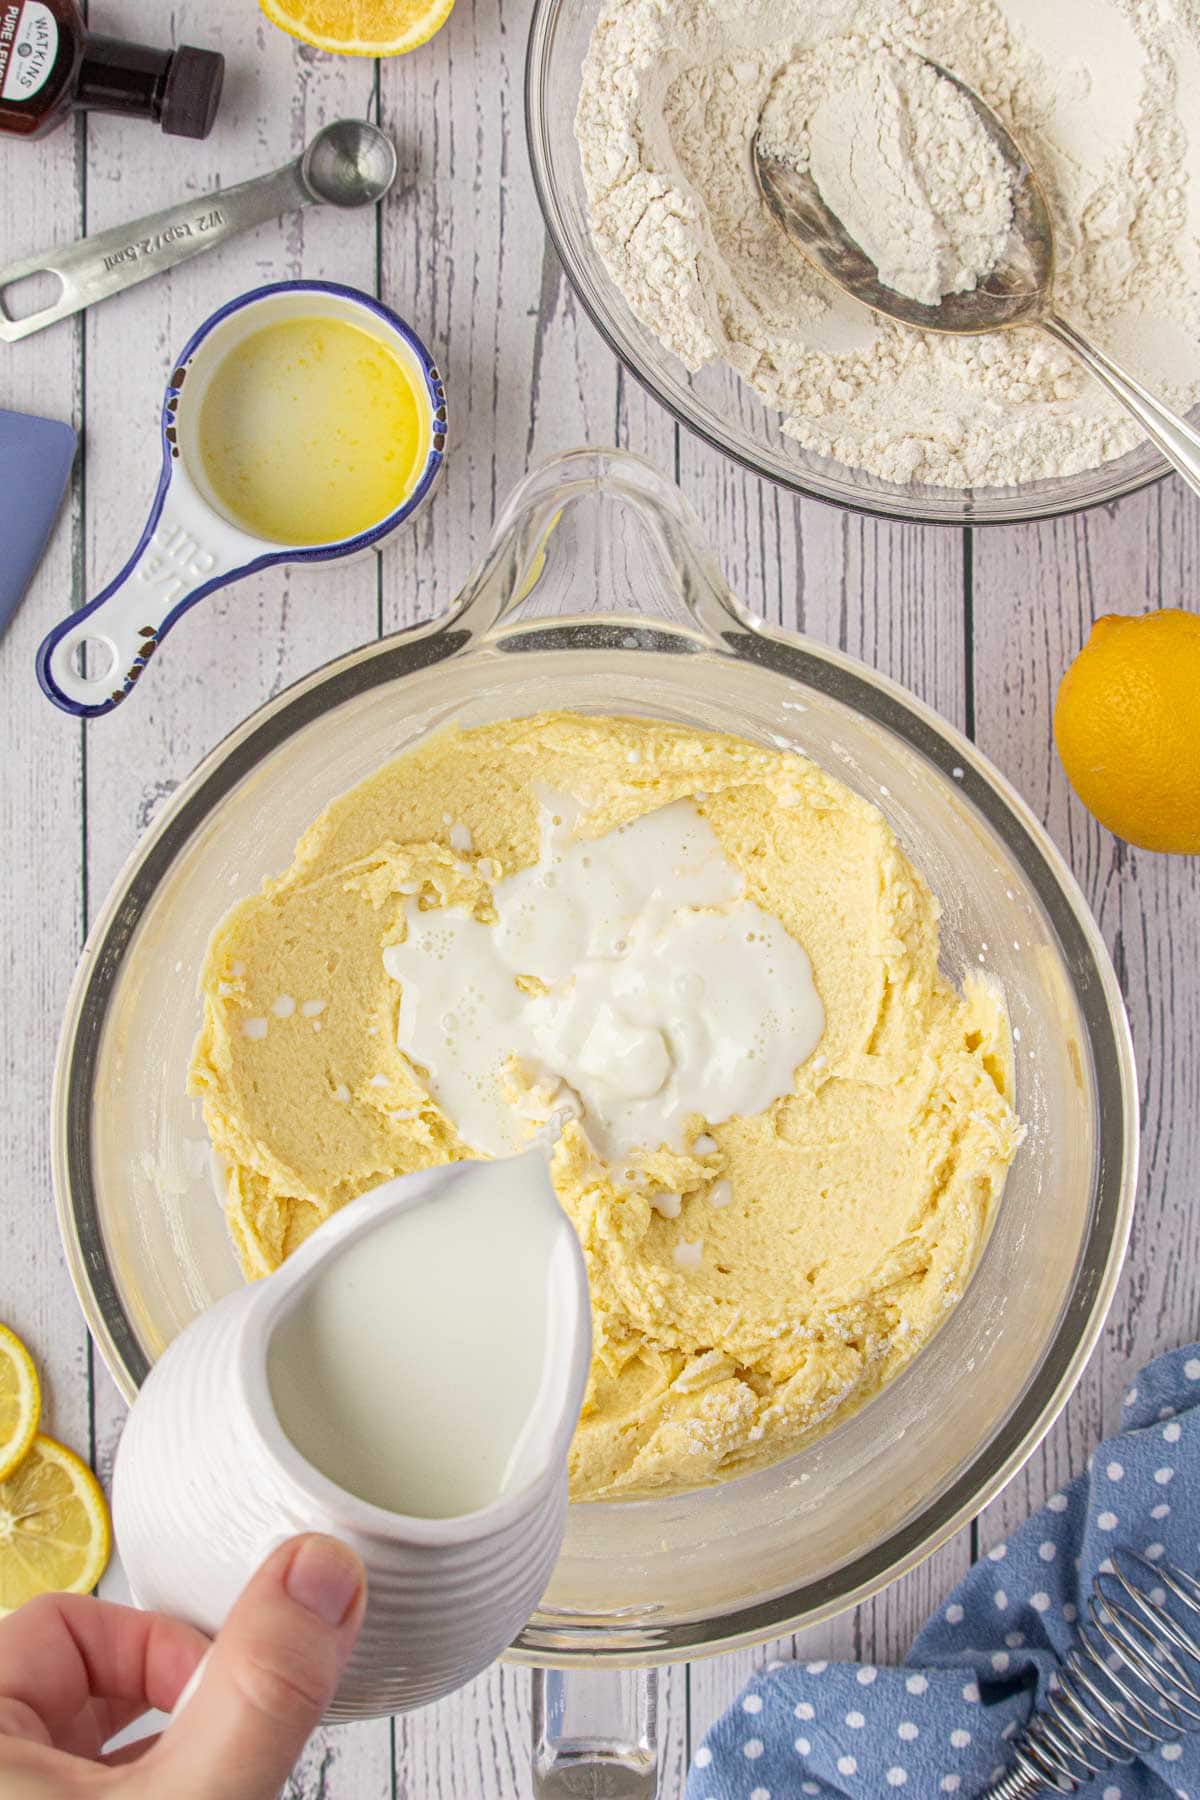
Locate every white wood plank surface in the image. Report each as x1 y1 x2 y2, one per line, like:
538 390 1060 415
0 2 1195 1795
0 68 88 1474
972 483 1200 1561
75 10 392 1796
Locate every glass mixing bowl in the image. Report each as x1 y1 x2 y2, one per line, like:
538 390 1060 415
525 0 1189 525
53 450 1135 1779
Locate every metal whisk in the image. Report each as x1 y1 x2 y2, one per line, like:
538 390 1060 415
983 1552 1200 1797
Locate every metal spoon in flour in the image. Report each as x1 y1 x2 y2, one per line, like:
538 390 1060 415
0 119 397 344
752 60 1200 498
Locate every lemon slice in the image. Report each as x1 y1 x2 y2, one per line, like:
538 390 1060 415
259 0 456 55
0 1436 111 1616
0 1323 40 1481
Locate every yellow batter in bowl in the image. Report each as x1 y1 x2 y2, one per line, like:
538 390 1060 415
189 712 1023 1501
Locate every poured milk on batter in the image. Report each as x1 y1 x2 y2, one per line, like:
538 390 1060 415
192 713 1023 1500
383 794 825 1157
267 1154 571 1518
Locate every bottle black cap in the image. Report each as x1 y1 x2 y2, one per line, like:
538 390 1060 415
161 46 225 140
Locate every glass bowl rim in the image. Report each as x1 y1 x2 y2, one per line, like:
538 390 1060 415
52 612 1138 1661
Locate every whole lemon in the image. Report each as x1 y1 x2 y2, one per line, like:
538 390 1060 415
1053 608 1200 854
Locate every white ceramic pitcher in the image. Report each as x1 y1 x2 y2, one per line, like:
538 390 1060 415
111 1154 591 1721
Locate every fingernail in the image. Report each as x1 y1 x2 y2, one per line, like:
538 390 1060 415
285 1534 364 1629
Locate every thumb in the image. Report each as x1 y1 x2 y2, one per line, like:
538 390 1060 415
141 1534 365 1800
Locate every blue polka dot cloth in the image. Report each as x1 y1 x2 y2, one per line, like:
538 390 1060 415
686 1344 1200 1800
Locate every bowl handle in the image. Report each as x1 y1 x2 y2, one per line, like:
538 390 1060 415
447 447 757 651
531 1665 659 1798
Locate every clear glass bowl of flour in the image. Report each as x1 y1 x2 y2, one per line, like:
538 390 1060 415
54 448 1136 1703
526 0 1200 524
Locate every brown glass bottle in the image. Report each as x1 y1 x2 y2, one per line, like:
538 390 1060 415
0 0 223 141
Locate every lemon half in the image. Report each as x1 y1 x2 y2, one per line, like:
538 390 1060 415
259 0 456 54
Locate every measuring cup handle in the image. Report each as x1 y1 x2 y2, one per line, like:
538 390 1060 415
0 162 310 344
36 469 263 718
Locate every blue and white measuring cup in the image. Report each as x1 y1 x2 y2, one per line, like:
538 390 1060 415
36 279 446 718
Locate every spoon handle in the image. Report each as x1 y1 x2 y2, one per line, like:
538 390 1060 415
0 161 311 345
1041 312 1200 502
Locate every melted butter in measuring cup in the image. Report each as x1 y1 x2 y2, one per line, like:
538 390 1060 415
267 1156 569 1519
384 796 825 1158
197 315 432 546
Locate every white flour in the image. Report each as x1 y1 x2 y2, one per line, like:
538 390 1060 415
757 41 1014 307
576 0 1200 488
